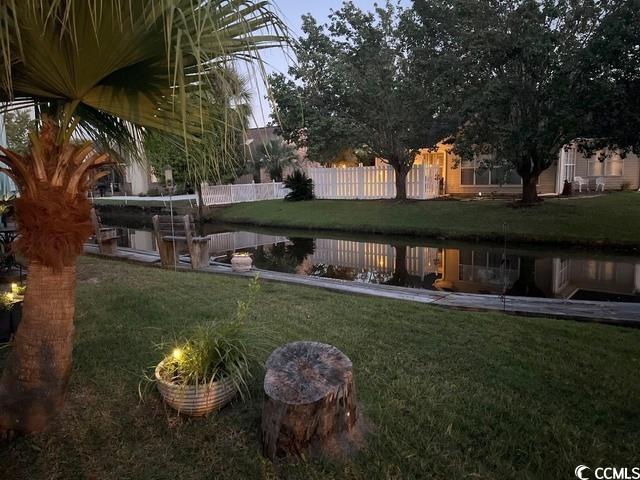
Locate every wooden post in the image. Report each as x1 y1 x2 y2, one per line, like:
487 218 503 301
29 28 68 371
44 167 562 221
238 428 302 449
190 239 210 269
357 163 364 199
261 341 358 461
272 180 277 199
419 163 426 199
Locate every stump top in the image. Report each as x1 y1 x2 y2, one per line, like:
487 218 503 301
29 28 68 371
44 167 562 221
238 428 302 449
264 341 353 405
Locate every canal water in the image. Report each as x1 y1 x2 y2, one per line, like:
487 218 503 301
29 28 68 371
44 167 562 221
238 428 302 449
101 224 640 303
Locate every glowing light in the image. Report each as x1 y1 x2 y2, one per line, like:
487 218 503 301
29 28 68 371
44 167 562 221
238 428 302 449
172 348 183 360
6 292 14 302
10 283 18 293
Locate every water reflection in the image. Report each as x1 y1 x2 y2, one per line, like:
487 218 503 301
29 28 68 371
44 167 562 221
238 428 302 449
104 226 640 303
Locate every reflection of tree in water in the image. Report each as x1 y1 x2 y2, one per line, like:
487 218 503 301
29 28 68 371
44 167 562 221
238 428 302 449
505 256 546 297
384 245 441 289
252 238 315 274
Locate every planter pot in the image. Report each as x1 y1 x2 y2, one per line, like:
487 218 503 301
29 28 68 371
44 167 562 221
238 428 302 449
0 301 22 343
231 254 253 273
155 360 237 416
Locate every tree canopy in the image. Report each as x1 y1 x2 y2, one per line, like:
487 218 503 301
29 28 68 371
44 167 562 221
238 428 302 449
269 1 446 199
410 0 640 203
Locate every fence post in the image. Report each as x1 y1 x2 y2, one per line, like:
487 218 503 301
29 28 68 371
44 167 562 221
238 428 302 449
230 185 235 204
387 166 394 198
419 163 425 199
332 167 337 199
273 180 277 199
357 163 364 199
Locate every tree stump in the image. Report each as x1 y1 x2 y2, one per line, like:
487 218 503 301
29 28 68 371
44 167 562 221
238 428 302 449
261 341 358 460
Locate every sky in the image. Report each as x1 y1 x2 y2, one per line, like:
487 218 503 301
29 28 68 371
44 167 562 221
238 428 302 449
247 0 409 127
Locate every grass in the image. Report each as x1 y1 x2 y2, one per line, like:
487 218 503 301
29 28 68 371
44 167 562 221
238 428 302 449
1 257 639 479
209 192 640 249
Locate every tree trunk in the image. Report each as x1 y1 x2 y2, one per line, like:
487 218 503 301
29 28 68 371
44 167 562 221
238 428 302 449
261 341 358 460
196 183 204 221
0 119 109 436
521 175 541 205
0 262 77 435
394 167 409 200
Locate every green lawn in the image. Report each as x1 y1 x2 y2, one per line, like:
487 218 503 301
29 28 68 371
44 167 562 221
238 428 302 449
2 257 639 479
209 192 640 249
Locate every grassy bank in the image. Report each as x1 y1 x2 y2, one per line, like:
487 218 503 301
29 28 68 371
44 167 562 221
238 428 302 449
209 192 640 250
2 257 639 479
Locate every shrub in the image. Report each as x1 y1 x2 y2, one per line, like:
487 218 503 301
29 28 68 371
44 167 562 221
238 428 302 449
283 170 314 201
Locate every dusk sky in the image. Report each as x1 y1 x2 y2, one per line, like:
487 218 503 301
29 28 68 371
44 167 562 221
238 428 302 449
247 0 409 127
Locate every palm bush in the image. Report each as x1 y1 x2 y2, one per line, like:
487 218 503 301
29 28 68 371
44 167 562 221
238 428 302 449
258 137 298 182
0 0 285 435
283 170 314 201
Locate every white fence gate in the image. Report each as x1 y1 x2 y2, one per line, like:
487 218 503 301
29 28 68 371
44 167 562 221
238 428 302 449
200 182 288 206
306 164 440 200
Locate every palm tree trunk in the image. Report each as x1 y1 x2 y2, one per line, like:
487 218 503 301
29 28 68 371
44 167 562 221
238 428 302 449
0 262 77 435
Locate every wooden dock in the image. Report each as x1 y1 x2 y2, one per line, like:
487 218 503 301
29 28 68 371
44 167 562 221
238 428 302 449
83 244 640 327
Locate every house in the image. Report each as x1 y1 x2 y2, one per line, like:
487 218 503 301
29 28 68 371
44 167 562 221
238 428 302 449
402 142 640 196
0 113 18 199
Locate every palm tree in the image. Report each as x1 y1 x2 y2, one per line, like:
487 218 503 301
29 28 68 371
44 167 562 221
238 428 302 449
258 137 298 182
0 0 284 435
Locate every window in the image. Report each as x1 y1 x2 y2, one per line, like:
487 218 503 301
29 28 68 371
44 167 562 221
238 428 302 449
459 158 521 186
587 154 623 177
563 147 576 182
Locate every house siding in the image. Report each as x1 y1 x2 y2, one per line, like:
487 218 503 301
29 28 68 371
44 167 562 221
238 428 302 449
574 151 640 190
443 153 557 196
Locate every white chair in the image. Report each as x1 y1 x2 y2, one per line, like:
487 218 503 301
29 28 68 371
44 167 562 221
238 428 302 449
574 176 588 193
595 177 605 192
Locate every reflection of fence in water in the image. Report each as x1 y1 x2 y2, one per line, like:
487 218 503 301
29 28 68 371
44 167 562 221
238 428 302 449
310 239 441 279
207 231 289 255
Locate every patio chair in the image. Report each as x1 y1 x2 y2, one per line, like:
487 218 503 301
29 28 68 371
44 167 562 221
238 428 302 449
595 177 605 192
90 208 119 254
152 214 210 269
574 176 588 193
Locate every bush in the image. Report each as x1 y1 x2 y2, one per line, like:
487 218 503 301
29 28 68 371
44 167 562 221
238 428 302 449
283 170 314 201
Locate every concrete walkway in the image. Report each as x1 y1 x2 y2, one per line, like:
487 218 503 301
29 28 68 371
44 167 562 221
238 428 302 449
84 244 640 328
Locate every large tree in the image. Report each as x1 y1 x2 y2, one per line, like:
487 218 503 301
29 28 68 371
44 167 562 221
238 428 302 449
411 0 639 204
270 2 445 199
3 110 35 154
0 0 283 435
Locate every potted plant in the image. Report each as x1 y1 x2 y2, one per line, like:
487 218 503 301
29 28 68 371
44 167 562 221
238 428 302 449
154 276 264 416
231 252 253 272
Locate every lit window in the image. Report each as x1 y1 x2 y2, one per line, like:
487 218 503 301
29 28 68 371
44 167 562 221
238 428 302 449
587 153 623 177
459 158 521 185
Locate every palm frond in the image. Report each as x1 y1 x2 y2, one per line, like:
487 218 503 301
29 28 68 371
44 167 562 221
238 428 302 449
0 0 288 164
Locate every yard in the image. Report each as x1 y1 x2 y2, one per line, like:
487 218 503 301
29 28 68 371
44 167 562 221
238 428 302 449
209 192 640 249
1 257 638 479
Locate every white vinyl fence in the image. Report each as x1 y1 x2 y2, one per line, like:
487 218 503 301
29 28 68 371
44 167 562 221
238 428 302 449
200 181 289 206
306 164 440 200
